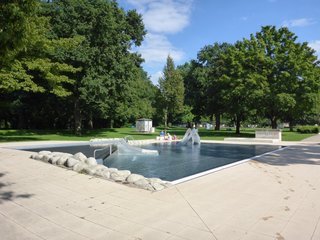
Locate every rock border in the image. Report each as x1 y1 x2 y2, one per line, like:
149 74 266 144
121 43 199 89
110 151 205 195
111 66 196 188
30 151 171 191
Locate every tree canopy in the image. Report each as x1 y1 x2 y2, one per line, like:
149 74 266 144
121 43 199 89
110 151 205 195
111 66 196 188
159 56 185 128
0 0 157 132
183 26 320 133
0 0 319 135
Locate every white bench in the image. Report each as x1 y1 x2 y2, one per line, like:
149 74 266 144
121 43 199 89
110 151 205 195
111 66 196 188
224 129 282 143
255 129 282 142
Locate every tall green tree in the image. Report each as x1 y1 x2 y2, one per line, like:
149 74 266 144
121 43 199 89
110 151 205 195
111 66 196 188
251 26 320 129
197 42 232 130
44 0 146 133
159 56 185 128
178 61 206 123
0 0 38 66
221 40 266 134
0 0 77 95
0 0 79 128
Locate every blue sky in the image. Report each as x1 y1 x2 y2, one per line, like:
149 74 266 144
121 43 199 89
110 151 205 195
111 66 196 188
118 0 320 84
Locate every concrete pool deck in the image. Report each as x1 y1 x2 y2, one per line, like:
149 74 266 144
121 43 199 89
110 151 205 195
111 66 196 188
0 138 319 240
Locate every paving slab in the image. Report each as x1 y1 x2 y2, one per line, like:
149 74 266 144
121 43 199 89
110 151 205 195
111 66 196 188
0 141 319 240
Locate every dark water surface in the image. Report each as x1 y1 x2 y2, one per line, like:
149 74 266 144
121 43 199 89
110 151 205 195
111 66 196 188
21 142 280 181
104 143 280 181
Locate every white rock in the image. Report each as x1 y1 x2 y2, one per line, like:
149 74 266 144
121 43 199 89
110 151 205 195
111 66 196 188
150 182 165 191
52 152 66 157
65 158 80 168
95 169 110 179
95 165 108 171
126 174 144 183
82 165 97 175
48 156 60 165
148 178 163 184
134 178 154 191
42 154 52 162
34 154 43 160
57 155 69 165
73 162 86 172
73 152 87 162
111 170 131 182
108 168 118 173
39 151 51 155
85 157 97 166
30 154 36 159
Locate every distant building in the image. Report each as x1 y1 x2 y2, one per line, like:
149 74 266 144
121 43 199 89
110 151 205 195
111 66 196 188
136 119 153 132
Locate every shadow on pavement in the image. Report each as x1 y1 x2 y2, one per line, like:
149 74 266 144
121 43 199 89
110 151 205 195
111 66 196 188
0 172 34 204
255 146 320 166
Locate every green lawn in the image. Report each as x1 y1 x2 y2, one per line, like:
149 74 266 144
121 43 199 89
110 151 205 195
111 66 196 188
0 127 316 142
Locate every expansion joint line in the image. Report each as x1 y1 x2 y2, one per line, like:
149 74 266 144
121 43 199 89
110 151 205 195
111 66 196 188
311 211 320 239
174 186 218 240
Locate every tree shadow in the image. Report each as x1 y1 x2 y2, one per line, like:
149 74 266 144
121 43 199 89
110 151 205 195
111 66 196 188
253 146 320 166
0 172 34 204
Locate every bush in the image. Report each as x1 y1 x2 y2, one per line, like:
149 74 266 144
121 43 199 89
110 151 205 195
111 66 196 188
296 126 319 134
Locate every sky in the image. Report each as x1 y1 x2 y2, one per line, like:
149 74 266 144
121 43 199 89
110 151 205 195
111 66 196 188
118 0 320 84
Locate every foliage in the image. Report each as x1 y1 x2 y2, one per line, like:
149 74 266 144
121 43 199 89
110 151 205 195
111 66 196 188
181 26 320 133
251 26 320 128
296 126 319 134
0 0 151 132
219 40 266 133
1 1 319 139
0 127 315 142
0 1 78 95
0 0 38 65
197 42 232 129
178 61 207 122
159 56 185 127
180 105 195 123
43 0 147 132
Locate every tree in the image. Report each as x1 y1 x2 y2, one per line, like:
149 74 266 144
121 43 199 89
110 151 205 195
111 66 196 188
220 40 265 134
0 0 38 66
44 0 146 133
0 0 79 129
251 26 320 129
178 61 206 123
159 56 185 128
197 42 232 130
0 0 77 95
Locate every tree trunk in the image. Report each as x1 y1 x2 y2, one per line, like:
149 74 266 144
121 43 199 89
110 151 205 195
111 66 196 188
109 119 114 128
18 111 25 129
4 118 9 129
271 117 277 129
289 120 294 132
88 112 93 129
214 113 221 131
235 115 241 134
74 98 81 135
164 108 168 133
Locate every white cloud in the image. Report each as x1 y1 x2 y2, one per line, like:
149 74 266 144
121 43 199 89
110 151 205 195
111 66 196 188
241 16 248 21
139 33 184 65
150 71 164 84
282 18 316 27
126 0 192 84
127 0 193 34
309 40 320 56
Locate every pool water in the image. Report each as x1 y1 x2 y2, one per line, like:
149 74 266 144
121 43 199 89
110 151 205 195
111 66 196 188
104 143 281 181
20 142 281 182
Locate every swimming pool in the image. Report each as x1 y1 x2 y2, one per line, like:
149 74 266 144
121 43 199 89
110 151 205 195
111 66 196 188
104 142 281 181
21 142 281 182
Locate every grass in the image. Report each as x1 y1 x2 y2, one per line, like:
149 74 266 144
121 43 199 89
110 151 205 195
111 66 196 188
0 127 316 142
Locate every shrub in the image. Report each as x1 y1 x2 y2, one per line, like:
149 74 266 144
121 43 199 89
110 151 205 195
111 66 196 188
296 126 319 134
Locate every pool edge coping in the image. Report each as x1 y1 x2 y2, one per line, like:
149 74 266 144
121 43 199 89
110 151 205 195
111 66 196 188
170 146 288 185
